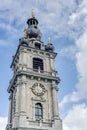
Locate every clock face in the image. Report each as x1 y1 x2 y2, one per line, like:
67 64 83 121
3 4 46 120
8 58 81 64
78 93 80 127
31 82 46 96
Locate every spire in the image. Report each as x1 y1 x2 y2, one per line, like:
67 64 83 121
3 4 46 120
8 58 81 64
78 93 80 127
48 37 51 43
32 9 35 18
27 9 38 26
26 9 41 40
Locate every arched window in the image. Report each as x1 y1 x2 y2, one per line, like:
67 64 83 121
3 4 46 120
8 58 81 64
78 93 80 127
33 58 44 72
35 103 43 120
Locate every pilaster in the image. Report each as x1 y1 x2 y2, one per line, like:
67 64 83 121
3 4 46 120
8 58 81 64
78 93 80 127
51 81 59 119
19 75 27 127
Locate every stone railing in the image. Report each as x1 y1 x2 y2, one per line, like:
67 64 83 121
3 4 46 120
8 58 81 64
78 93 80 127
16 64 58 77
27 119 52 128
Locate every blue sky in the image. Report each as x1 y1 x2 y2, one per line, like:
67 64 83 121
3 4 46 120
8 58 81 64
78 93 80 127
0 0 87 130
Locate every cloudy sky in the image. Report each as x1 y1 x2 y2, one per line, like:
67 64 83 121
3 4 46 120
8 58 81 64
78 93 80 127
0 0 87 130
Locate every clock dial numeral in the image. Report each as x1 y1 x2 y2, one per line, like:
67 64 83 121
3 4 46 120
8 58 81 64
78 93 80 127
31 82 46 96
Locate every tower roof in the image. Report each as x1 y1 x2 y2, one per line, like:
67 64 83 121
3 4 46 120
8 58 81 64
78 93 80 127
26 9 41 40
27 9 38 26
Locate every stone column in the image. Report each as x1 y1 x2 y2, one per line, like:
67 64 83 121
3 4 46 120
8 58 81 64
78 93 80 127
8 93 13 124
46 57 50 72
19 51 22 65
52 81 59 119
6 93 13 130
50 57 55 70
19 75 27 127
20 84 26 112
23 50 27 65
13 84 20 127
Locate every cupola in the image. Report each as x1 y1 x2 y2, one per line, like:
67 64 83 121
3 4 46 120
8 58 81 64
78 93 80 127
26 9 41 40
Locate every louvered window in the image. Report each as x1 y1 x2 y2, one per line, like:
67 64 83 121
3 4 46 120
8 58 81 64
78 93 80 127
35 43 41 49
33 58 44 72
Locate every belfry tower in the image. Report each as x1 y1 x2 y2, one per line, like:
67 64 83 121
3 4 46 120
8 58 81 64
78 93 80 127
6 10 63 130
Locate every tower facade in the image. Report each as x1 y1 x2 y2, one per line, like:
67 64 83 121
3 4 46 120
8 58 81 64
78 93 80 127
6 11 62 130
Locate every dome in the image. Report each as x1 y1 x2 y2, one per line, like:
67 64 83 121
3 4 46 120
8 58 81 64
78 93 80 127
45 43 54 52
19 37 28 46
26 25 41 39
26 16 41 40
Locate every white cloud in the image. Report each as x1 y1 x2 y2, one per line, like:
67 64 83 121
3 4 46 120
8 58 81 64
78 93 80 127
75 31 87 98
59 45 77 59
0 0 85 42
59 95 70 109
68 0 87 37
0 0 79 43
59 0 87 108
59 92 79 109
0 22 18 34
63 104 87 130
0 117 7 130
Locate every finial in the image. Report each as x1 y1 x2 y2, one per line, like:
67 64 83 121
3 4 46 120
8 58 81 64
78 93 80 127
24 25 27 38
48 37 51 43
32 9 35 18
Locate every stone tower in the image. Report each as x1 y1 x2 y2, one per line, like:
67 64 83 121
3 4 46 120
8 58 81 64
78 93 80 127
6 10 63 130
